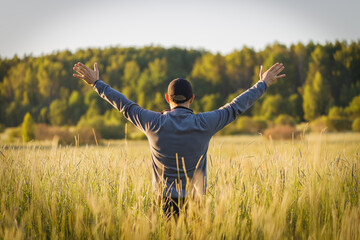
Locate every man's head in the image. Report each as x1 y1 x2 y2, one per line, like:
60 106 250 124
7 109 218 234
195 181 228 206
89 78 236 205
165 78 194 108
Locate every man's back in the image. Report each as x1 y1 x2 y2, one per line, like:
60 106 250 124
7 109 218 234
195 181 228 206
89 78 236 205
148 107 212 198
94 79 268 198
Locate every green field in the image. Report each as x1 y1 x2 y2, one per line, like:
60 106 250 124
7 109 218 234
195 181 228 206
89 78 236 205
0 132 359 239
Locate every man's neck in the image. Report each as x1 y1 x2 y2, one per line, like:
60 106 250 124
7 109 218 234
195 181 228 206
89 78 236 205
170 102 191 110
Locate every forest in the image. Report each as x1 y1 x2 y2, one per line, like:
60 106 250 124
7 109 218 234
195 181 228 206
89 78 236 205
1 41 360 141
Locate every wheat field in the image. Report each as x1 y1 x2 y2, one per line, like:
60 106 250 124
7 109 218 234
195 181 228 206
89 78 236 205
0 132 359 239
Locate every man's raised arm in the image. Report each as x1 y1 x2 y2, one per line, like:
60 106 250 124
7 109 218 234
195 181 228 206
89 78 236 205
73 62 140 113
200 63 286 134
72 62 161 133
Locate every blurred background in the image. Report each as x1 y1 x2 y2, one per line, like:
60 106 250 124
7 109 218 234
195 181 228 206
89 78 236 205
1 0 360 143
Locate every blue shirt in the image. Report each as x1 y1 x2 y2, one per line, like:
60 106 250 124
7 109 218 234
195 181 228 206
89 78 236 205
94 80 267 198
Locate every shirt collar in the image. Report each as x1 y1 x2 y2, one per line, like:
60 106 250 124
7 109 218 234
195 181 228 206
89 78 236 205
161 106 193 114
172 106 193 112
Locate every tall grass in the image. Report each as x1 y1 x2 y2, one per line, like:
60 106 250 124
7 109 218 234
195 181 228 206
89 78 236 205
0 133 359 239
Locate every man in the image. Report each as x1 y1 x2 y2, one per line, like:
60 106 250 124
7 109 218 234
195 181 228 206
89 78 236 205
73 61 285 215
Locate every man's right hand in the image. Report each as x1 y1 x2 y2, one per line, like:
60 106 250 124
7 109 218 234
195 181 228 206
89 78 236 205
73 62 100 86
259 63 286 87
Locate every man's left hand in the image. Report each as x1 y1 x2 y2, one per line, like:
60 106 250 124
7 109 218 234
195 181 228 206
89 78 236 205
259 63 286 87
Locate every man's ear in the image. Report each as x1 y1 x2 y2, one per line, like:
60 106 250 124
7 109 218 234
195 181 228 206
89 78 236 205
165 94 170 104
189 94 195 104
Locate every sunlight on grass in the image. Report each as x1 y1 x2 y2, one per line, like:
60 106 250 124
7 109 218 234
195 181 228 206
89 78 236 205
0 133 359 239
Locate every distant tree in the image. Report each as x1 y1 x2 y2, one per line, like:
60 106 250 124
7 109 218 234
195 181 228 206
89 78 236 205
288 94 303 121
236 116 258 134
123 60 141 90
23 66 39 105
5 101 25 126
291 42 308 87
151 92 167 111
302 84 316 121
84 90 99 106
38 107 49 123
22 112 35 142
328 106 346 118
275 114 296 126
345 95 360 119
104 57 124 88
85 99 101 119
135 58 168 109
339 82 360 106
2 63 27 105
257 43 294 96
259 94 284 120
225 47 257 90
68 91 85 124
137 91 146 109
332 43 352 105
352 118 360 132
37 59 64 103
147 58 167 91
190 53 228 98
200 93 221 112
165 47 203 80
1 43 360 130
308 45 330 75
0 94 5 125
49 99 68 126
327 106 352 132
303 71 333 121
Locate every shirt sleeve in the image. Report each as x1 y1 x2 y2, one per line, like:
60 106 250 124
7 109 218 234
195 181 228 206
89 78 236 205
199 80 268 134
93 80 161 133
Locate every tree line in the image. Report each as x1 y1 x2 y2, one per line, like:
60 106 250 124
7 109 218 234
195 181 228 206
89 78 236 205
1 41 360 139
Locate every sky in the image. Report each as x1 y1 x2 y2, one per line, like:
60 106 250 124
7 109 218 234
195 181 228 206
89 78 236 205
0 0 359 58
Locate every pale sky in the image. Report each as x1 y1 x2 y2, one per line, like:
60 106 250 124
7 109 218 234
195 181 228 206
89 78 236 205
0 0 359 58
